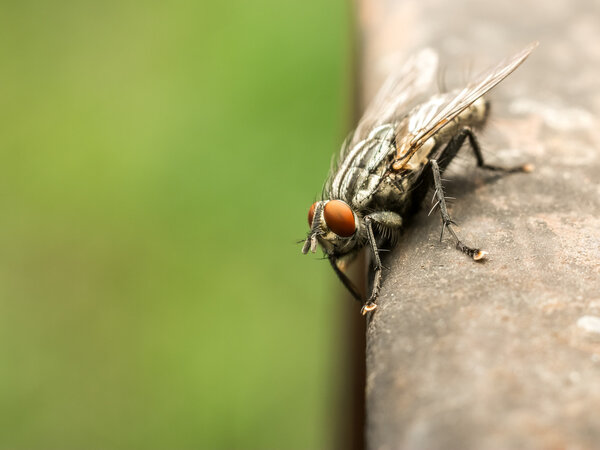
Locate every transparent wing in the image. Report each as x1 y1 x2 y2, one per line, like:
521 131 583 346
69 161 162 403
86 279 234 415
407 42 538 148
326 48 439 198
350 48 439 147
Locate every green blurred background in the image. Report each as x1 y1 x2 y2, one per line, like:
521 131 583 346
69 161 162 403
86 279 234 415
0 1 352 448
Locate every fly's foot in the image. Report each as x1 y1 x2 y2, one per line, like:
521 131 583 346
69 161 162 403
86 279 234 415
473 249 488 261
480 162 534 174
522 163 535 173
455 238 488 261
361 301 377 315
445 221 488 262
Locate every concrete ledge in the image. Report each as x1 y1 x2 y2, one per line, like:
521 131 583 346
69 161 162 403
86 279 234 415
359 0 600 448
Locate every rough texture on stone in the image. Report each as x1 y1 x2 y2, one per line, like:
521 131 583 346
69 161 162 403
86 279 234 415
360 0 600 449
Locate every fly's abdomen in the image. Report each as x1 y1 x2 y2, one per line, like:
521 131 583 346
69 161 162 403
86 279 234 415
432 97 489 146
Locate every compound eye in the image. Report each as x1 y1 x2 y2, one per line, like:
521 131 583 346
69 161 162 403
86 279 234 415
307 202 317 227
323 200 355 237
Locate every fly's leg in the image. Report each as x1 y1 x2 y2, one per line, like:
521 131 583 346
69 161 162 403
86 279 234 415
429 126 532 259
448 127 533 173
362 211 403 315
430 159 487 261
328 255 363 304
362 217 383 315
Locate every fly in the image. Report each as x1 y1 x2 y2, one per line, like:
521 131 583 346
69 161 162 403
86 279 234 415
302 42 538 315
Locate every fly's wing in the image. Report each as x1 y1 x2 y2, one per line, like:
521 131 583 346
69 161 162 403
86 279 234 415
405 42 538 151
325 49 439 199
351 48 439 147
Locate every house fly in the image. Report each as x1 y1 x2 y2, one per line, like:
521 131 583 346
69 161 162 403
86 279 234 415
302 42 537 315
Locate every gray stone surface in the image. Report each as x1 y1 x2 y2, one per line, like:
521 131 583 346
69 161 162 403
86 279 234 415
360 0 600 448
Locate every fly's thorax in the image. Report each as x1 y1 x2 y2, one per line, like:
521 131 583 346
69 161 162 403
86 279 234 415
369 174 414 214
306 199 364 256
329 123 397 210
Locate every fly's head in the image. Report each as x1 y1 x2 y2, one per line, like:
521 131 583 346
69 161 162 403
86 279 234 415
301 199 361 256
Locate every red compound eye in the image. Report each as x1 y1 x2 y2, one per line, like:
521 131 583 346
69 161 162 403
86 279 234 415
323 200 355 237
308 202 317 227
